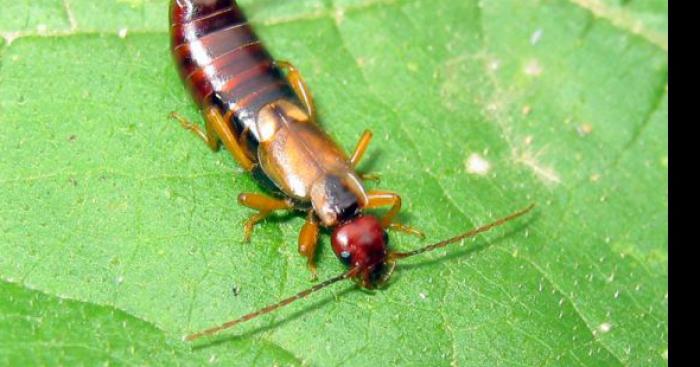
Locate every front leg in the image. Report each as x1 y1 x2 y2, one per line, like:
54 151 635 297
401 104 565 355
238 193 294 242
366 190 424 238
298 211 320 280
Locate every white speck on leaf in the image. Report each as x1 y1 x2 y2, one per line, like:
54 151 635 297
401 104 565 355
465 153 491 175
577 123 593 136
596 322 612 334
524 59 543 76
118 27 129 39
530 29 543 45
419 292 427 300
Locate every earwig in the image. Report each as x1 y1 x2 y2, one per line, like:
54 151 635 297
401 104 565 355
169 0 536 341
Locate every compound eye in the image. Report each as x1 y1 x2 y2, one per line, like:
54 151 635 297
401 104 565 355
339 250 352 265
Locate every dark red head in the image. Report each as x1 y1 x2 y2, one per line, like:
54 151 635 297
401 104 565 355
331 215 389 287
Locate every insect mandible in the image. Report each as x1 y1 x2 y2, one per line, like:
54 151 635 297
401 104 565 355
169 0 534 341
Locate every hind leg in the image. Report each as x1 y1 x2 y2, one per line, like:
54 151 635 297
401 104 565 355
170 107 254 172
170 111 220 151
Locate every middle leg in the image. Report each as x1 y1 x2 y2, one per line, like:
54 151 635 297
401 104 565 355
350 129 380 181
276 60 316 122
350 129 373 168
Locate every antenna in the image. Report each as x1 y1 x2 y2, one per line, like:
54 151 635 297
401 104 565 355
185 268 358 341
185 204 535 341
389 203 535 260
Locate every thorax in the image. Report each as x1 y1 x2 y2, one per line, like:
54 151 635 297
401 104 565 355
255 100 368 226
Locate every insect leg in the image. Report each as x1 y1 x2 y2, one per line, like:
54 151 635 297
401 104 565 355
276 60 316 122
238 193 294 242
204 107 256 172
386 223 424 238
366 190 424 238
349 130 380 181
350 129 372 168
169 112 221 151
298 211 320 280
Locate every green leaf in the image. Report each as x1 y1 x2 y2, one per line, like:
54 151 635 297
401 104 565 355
0 280 303 365
0 0 668 366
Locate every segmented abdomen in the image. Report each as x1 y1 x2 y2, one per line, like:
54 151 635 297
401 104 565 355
170 0 297 148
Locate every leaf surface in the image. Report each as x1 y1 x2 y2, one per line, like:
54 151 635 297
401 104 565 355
0 0 668 365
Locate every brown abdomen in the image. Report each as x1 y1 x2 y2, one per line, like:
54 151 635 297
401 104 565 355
170 0 298 154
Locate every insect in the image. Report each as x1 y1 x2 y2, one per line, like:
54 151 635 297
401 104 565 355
170 0 534 341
